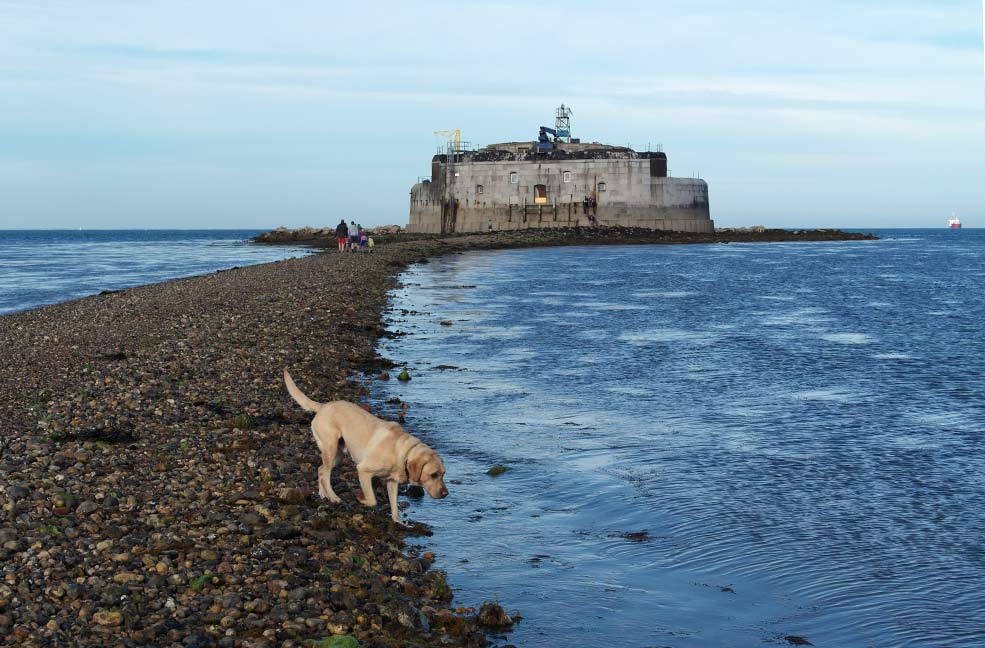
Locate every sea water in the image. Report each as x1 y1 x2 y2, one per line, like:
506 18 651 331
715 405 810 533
375 229 985 648
0 230 312 315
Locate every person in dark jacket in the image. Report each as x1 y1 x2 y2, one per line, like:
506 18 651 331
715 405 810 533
335 220 348 253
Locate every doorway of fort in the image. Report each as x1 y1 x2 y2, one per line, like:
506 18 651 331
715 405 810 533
534 184 548 205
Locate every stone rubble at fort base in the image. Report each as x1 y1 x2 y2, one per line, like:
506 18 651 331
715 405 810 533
409 139 713 234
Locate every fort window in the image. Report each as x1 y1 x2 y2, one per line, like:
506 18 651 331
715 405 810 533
509 172 518 184
534 184 548 204
597 181 607 192
476 184 484 194
562 171 571 183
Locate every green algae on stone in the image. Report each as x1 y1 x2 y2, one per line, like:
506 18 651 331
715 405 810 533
306 636 360 648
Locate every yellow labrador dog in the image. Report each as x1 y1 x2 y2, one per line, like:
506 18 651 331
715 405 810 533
283 369 448 523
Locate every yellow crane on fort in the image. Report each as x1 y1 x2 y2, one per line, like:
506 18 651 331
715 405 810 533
433 129 461 153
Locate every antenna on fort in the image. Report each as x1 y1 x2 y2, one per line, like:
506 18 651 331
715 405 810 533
555 104 572 143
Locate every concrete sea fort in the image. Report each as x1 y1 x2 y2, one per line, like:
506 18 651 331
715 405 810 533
409 105 713 234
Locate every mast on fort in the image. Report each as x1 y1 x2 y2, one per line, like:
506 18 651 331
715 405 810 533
409 105 713 234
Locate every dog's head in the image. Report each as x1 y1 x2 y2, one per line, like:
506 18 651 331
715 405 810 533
407 445 448 499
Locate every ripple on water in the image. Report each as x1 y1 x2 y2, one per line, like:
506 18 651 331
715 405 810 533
819 332 875 344
763 307 833 326
604 386 653 397
618 329 718 346
381 235 985 648
633 290 696 298
789 388 859 403
872 352 913 360
574 301 648 311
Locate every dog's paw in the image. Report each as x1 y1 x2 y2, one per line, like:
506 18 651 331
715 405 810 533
321 493 341 504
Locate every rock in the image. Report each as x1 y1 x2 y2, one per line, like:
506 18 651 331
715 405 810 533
221 592 242 609
183 633 215 648
76 500 98 514
486 465 508 477
239 512 266 527
92 610 123 626
397 369 411 382
265 524 301 540
287 586 308 601
476 602 515 629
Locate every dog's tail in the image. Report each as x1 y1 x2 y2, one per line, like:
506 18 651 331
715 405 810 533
283 369 323 413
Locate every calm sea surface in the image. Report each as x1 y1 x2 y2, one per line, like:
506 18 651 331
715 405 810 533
375 229 985 648
0 230 311 315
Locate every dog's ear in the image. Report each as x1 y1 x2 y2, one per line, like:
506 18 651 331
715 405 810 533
407 448 429 484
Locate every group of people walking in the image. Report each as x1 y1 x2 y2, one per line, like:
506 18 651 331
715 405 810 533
335 219 373 253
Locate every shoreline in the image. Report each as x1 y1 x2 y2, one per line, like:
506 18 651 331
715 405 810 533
254 225 878 249
0 240 520 647
0 227 876 646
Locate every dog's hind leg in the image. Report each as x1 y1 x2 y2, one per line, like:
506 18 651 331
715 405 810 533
317 434 343 504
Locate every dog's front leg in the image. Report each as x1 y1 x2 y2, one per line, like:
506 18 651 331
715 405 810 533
385 479 402 524
355 469 377 507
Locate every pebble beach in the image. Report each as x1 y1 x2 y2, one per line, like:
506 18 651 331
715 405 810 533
0 227 875 647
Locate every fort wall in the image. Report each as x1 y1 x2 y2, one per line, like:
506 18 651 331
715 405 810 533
408 154 713 234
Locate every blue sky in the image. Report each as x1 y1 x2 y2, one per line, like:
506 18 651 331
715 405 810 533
1 1 983 229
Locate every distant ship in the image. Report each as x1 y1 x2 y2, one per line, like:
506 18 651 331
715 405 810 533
948 214 962 229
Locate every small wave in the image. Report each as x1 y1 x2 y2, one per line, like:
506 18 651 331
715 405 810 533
872 353 912 360
820 332 874 345
604 386 653 397
619 329 718 346
633 291 695 298
791 388 857 402
465 325 533 340
764 308 833 326
575 301 648 311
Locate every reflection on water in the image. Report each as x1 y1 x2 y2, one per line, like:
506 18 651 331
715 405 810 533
373 230 985 648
